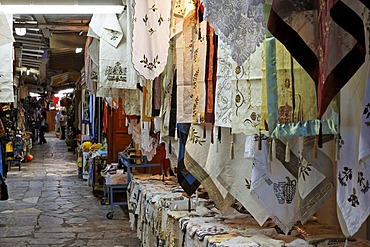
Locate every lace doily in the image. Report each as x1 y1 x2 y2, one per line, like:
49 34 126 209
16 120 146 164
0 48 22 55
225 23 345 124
202 0 266 66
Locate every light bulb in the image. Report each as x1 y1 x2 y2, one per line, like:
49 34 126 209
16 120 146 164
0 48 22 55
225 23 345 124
15 28 26 36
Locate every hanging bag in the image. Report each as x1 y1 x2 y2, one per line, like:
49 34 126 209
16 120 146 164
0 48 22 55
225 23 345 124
0 175 9 200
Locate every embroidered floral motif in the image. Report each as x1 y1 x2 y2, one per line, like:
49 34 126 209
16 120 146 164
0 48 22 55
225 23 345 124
298 157 312 181
234 66 245 116
358 171 370 194
338 166 353 186
158 14 164 26
104 62 127 82
363 102 370 126
348 188 360 207
245 179 251 189
149 4 158 12
143 14 149 26
148 28 156 35
140 54 160 71
110 30 119 41
189 126 205 146
244 112 261 128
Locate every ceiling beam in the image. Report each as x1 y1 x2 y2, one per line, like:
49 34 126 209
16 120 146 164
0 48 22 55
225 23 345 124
14 23 89 32
15 41 47 48
22 48 45 53
22 52 43 57
21 57 42 63
33 14 51 38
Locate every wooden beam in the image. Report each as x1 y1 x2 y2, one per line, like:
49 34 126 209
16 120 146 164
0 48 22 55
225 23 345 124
14 23 89 32
33 14 51 38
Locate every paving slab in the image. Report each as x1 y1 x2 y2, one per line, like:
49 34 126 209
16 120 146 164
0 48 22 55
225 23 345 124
0 133 141 247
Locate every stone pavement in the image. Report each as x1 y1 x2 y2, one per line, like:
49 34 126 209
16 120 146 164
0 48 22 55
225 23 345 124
0 133 142 247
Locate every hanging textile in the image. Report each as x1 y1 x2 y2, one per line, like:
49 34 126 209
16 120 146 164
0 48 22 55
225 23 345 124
89 12 136 98
268 0 368 120
82 89 90 124
201 0 266 66
84 37 94 93
264 35 338 140
231 44 263 135
177 3 197 123
216 133 269 226
191 20 207 124
152 74 163 117
122 89 141 116
0 13 14 103
160 40 176 138
337 41 370 236
249 137 334 234
0 10 13 46
131 0 172 80
177 123 201 197
204 24 218 124
184 125 234 212
214 40 233 128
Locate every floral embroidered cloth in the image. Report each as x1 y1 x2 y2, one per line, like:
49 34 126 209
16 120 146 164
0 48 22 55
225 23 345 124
201 0 265 66
0 13 14 103
215 40 233 128
132 0 172 80
89 12 136 97
214 38 263 134
337 46 370 236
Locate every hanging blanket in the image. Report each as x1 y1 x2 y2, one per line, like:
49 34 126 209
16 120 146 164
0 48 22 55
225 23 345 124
131 0 172 80
0 13 14 103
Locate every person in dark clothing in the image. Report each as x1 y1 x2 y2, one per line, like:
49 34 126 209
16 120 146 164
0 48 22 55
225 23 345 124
38 109 47 144
59 110 67 140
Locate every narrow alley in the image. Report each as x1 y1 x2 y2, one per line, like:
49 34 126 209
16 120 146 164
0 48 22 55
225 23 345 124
0 133 141 247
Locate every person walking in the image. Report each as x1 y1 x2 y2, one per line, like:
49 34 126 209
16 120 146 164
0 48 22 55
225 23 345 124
59 110 67 140
38 108 47 144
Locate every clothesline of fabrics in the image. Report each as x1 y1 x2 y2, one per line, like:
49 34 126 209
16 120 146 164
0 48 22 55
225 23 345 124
83 0 370 237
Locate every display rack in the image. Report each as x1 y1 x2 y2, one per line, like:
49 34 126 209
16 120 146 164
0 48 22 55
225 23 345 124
103 152 160 219
91 150 107 197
